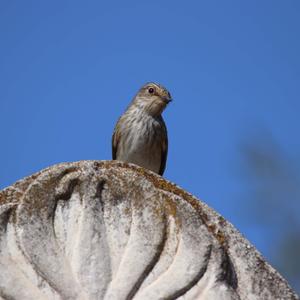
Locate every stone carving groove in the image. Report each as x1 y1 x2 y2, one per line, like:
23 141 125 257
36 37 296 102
0 160 298 300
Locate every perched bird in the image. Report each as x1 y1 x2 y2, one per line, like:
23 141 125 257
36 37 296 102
112 82 172 175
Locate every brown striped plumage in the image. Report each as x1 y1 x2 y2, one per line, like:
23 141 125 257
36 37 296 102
112 83 172 175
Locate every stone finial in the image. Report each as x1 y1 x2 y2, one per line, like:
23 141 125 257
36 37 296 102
0 161 298 300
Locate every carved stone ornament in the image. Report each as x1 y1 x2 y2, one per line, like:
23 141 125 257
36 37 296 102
0 161 298 300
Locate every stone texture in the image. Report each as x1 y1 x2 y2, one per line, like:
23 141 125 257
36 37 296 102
0 160 298 300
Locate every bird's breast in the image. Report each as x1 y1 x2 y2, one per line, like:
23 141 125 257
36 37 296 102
117 116 164 174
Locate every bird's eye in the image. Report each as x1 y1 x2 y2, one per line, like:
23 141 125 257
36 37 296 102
148 87 154 94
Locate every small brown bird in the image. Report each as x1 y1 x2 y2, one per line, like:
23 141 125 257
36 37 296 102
112 82 172 175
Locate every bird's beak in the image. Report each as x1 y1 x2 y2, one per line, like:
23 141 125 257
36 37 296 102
162 96 172 104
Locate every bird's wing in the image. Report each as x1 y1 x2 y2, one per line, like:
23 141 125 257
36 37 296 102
112 121 121 160
159 117 168 176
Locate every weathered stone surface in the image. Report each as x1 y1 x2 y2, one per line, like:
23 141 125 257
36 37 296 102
0 160 298 300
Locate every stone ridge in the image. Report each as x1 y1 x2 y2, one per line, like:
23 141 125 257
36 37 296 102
0 160 298 300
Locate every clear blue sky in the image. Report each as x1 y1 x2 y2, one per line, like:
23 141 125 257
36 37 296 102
1 0 300 291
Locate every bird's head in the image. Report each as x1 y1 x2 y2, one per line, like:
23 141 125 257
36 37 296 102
132 82 172 116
